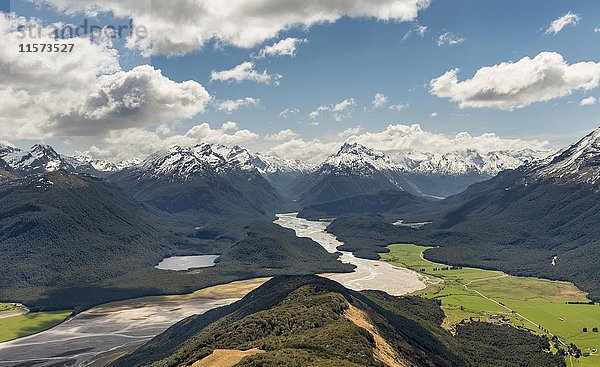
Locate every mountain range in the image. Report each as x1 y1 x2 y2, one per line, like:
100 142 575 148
0 141 543 203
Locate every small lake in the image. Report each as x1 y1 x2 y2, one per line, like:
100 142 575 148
155 255 219 271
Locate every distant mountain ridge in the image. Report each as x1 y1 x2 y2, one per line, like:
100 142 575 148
110 144 286 216
0 144 98 176
395 148 543 176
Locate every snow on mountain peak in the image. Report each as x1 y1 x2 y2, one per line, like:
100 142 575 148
393 149 544 176
320 143 401 176
534 127 600 185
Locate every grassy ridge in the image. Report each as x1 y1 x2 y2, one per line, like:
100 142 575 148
382 244 600 366
111 275 564 367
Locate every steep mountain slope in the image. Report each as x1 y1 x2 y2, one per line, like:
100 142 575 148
0 157 18 182
0 171 171 293
111 144 285 217
111 275 563 367
296 143 543 204
298 143 423 205
395 149 544 197
0 144 99 176
73 155 142 173
395 149 542 176
406 128 600 300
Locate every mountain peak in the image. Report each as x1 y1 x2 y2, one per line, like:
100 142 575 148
534 127 600 185
320 143 399 177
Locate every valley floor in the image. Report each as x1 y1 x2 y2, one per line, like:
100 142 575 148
0 279 269 367
381 244 600 367
275 213 428 295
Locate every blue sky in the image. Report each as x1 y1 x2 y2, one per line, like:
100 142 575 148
2 0 600 161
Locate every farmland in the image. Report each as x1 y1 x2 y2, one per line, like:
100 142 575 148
382 244 600 367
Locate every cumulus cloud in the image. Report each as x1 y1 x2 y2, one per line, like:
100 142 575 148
430 52 600 110
345 124 549 154
309 98 356 121
268 139 341 165
0 13 211 141
54 65 211 136
437 32 464 46
580 96 597 106
279 108 300 118
545 12 581 35
185 121 258 144
85 122 259 161
40 0 430 56
266 129 300 141
210 62 282 85
214 97 261 114
253 37 307 58
372 93 388 108
266 124 549 164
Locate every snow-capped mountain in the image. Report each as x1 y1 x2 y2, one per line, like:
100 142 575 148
112 143 285 216
123 143 310 183
318 143 402 176
0 144 97 176
132 144 224 181
298 143 423 204
532 128 600 185
393 149 545 176
73 155 141 173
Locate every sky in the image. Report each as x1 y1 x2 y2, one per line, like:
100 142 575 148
1 0 600 163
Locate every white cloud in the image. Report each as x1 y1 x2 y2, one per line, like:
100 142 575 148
41 0 430 56
279 108 300 118
347 124 549 154
437 32 464 46
253 37 307 58
266 129 300 141
338 126 362 138
214 97 261 114
310 98 356 121
267 123 549 164
186 122 258 144
210 61 282 85
54 65 211 137
80 121 259 161
545 12 581 35
430 112 438 118
580 96 597 106
389 102 409 111
268 139 340 165
0 13 210 140
372 93 388 108
430 52 600 110
402 24 427 41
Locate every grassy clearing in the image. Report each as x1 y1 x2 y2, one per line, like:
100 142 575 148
0 310 71 343
0 303 24 317
382 244 600 367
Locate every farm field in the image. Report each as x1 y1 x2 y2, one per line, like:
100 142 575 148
382 244 600 367
0 310 72 342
